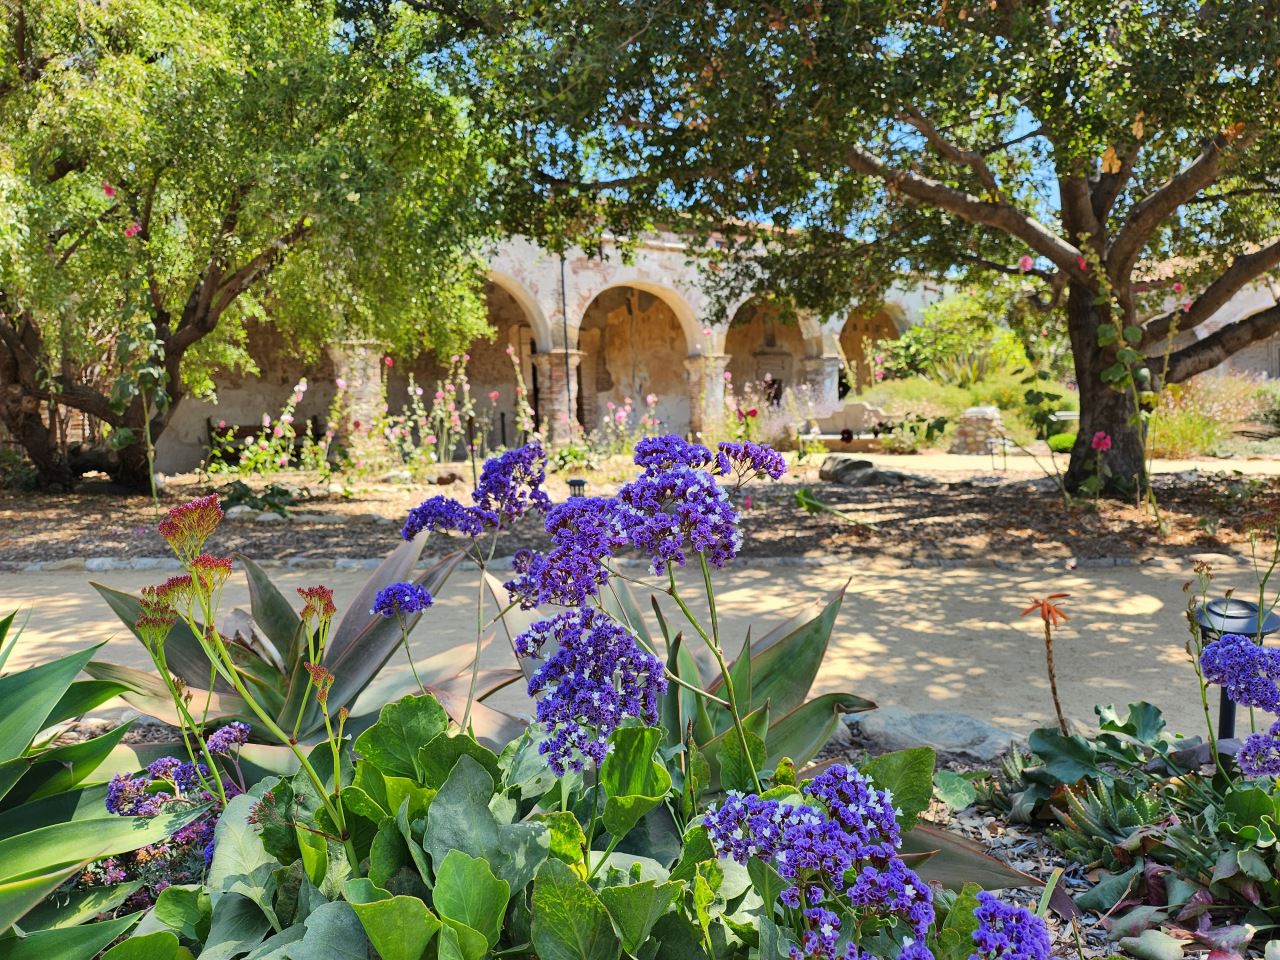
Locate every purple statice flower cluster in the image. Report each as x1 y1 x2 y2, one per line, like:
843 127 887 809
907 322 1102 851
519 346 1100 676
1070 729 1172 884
402 443 551 542
1200 633 1280 713
1239 719 1280 777
372 581 435 617
506 497 627 609
514 608 667 774
716 440 788 483
634 435 714 473
704 765 933 957
615 465 741 573
206 721 250 755
793 906 858 960
969 891 1052 960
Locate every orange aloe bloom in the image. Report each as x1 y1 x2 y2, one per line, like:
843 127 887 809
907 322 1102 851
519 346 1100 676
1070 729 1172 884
1021 594 1069 627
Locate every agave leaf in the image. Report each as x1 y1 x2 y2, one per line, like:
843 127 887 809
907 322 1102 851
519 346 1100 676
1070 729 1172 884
0 610 20 673
709 586 846 717
237 555 301 668
762 692 876 770
320 550 462 732
91 582 232 693
660 633 715 751
0 864 86 934
347 637 499 721
901 823 1040 890
598 575 654 649
0 645 101 766
45 680 131 729
84 662 249 729
7 722 135 806
715 629 753 735
426 688 526 750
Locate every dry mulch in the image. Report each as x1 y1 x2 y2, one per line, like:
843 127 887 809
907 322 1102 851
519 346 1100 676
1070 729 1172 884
0 456 1276 566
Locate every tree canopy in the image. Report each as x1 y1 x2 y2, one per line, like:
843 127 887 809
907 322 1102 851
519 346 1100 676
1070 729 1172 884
460 0 1280 491
1 0 496 486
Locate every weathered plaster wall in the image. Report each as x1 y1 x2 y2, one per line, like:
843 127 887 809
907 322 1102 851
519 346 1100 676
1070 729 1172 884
839 309 900 389
724 307 808 390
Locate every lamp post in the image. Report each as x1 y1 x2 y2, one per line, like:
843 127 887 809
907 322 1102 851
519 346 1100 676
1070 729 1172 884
1194 597 1280 740
567 478 587 498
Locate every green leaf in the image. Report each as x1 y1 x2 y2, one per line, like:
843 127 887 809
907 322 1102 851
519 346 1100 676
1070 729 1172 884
1123 324 1145 345
726 630 752 718
16 881 142 933
0 866 84 934
600 727 671 841
153 884 211 942
761 692 875 770
934 770 978 811
44 680 131 729
0 646 99 764
91 583 223 695
207 794 278 910
437 919 488 960
935 883 982 960
9 721 135 805
344 878 442 960
200 894 271 960
100 932 189 959
297 823 328 889
598 880 682 957
661 634 712 750
757 916 796 960
0 913 139 960
368 819 412 889
284 901 369 960
861 748 936 830
716 726 765 793
533 811 587 865
354 695 449 782
423 754 549 896
417 733 501 789
1026 729 1103 784
433 849 510 949
1120 929 1185 960
238 554 302 667
746 857 787 918
531 859 621 960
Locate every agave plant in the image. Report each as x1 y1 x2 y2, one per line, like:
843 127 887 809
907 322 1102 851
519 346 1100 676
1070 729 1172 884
0 612 205 942
91 537 524 747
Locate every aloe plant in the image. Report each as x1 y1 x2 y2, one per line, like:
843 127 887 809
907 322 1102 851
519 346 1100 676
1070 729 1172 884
0 612 207 941
92 539 524 747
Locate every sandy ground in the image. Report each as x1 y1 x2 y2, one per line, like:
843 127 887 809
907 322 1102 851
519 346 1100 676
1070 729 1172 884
1 554 1258 738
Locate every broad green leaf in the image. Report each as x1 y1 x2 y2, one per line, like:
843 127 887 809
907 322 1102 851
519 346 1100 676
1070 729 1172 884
0 913 139 960
417 733 501 789
368 819 412 889
153 884 211 942
208 795 278 910
862 747 936 830
286 901 369 960
723 630 752 731
17 880 142 933
1026 729 1105 784
438 919 488 960
757 916 797 960
8 721 134 805
433 850 510 949
0 645 99 764
902 824 1040 890
423 755 548 895
935 883 982 960
601 727 671 841
297 825 327 889
1120 929 1185 960
747 857 787 917
533 811 587 865
660 633 712 750
238 554 302 667
718 728 765 793
761 692 875 770
0 805 207 885
934 770 979 811
199 893 271 960
598 879 682 956
531 859 621 960
344 878 442 960
354 695 449 782
91 583 225 693
101 931 190 959
45 680 131 728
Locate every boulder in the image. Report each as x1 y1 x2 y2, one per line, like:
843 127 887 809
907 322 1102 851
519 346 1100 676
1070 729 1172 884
224 504 259 521
818 454 935 488
847 704 1020 762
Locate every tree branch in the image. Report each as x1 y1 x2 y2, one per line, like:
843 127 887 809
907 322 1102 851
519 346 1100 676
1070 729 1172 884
1091 143 1141 222
1165 302 1280 383
899 107 1002 197
209 218 310 318
1143 237 1280 344
844 143 1087 277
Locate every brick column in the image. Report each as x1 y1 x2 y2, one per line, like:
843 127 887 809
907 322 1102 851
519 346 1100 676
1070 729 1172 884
803 356 844 416
685 353 730 441
328 341 385 442
533 350 583 444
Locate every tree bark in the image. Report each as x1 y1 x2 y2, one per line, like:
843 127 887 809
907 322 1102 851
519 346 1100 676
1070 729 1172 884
1063 285 1146 496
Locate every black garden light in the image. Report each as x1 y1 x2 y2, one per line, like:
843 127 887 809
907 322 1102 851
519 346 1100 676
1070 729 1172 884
1194 597 1280 740
568 478 587 498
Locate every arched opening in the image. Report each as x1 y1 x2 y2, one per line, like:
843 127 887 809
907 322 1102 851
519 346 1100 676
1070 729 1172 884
838 307 902 396
724 301 809 403
576 285 692 436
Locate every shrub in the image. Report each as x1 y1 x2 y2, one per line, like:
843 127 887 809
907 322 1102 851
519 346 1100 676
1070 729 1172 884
1047 432 1075 453
1147 373 1264 458
0 447 38 491
64 437 1048 958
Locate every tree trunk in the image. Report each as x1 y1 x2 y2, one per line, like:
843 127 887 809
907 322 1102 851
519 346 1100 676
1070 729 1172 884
1063 285 1146 497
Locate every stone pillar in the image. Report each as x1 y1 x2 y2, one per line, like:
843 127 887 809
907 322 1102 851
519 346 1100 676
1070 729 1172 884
533 350 583 444
685 353 731 441
328 341 385 442
802 356 844 417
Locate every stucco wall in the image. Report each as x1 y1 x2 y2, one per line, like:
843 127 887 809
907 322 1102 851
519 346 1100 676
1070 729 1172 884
724 307 808 391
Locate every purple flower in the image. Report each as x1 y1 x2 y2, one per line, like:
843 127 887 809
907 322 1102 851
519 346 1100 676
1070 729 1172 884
792 906 861 960
401 495 487 541
615 465 741 574
969 891 1052 960
175 761 209 793
805 764 902 861
634 435 713 473
147 756 183 781
1200 634 1280 713
106 773 167 816
514 608 667 775
206 722 251 756
1239 719 1280 777
505 497 626 609
372 581 435 617
472 443 552 525
716 441 787 482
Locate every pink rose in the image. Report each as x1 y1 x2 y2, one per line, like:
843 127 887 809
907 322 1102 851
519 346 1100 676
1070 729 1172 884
1091 431 1111 452
335 377 347 390
425 434 437 444
384 357 394 367
488 391 500 401
1173 281 1185 293
1018 255 1034 272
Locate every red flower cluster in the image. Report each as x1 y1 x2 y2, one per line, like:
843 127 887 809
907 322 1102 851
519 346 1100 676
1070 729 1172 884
158 495 223 561
297 585 337 623
303 663 335 704
191 554 234 594
136 584 180 649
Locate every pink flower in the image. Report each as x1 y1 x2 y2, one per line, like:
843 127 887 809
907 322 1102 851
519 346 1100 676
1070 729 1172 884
273 426 283 438
1172 281 1185 294
280 413 294 424
645 393 657 406
615 411 627 423
124 222 141 238
463 353 470 361
607 401 615 411
505 345 515 355
217 419 227 429
1076 256 1088 272
102 181 116 198
451 354 460 362
335 377 347 390
447 402 456 412
384 357 394 367
425 434 437 444
1182 301 1192 313
1018 255 1034 272
723 371 732 382
434 390 445 400
1091 431 1112 452
488 390 500 401
702 327 713 337
743 495 753 511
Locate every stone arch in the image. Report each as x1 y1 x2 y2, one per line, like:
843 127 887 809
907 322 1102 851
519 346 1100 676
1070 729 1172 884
488 270 553 349
724 300 810 402
572 274 707 355
837 305 904 393
575 284 695 436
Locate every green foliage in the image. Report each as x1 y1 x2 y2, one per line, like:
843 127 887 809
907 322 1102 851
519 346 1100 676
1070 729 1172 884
1047 433 1076 454
879 295 1018 388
